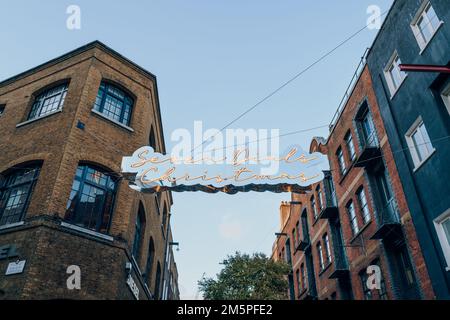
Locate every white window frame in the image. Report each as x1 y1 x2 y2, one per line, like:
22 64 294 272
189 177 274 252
440 83 450 116
405 116 436 171
433 208 450 271
383 51 407 98
410 1 444 53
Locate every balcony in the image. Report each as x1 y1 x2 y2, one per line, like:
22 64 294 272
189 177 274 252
371 198 402 240
328 248 350 279
295 235 310 252
354 131 381 168
318 190 339 220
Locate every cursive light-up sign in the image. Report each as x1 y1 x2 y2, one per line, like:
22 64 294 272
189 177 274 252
121 145 329 194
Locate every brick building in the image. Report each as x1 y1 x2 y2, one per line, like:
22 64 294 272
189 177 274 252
0 41 179 300
272 58 435 300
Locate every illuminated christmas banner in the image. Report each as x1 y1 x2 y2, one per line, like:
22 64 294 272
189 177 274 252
121 145 329 194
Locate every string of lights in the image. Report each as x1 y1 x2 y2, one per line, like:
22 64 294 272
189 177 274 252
190 9 390 155
3 133 448 186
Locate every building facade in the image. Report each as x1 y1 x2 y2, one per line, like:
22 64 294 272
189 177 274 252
272 60 435 300
0 41 178 300
366 0 450 299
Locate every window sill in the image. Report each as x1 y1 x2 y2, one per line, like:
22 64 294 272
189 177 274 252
16 109 62 128
91 109 134 132
0 221 25 231
319 261 332 276
413 148 436 173
349 220 372 244
418 21 444 55
312 216 320 226
60 222 114 242
338 167 350 185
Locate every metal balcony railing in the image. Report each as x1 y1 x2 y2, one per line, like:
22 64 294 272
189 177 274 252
318 173 339 220
361 130 379 149
329 48 370 133
295 233 310 252
371 198 402 240
355 130 382 168
329 247 349 279
378 198 400 225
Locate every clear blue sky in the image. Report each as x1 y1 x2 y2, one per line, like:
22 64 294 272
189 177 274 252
0 0 393 299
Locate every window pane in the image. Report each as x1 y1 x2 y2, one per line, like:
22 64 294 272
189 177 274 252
389 56 405 89
411 130 424 162
64 165 117 233
311 197 317 218
337 148 346 174
0 166 40 226
346 133 356 160
28 83 68 120
93 82 134 126
418 16 433 42
442 218 450 247
358 188 371 224
324 234 332 263
419 123 434 154
133 212 143 259
348 202 359 235
426 4 440 30
317 243 324 269
317 187 323 210
411 122 433 164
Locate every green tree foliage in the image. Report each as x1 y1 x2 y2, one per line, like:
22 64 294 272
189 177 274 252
198 252 290 300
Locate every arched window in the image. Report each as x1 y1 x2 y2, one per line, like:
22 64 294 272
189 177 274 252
0 164 41 226
28 82 68 120
93 81 134 126
145 238 155 286
301 209 309 242
65 164 117 233
132 204 146 262
154 262 162 300
149 126 157 151
162 204 168 232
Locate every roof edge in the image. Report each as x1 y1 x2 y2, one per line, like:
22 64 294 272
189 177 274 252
0 40 157 87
